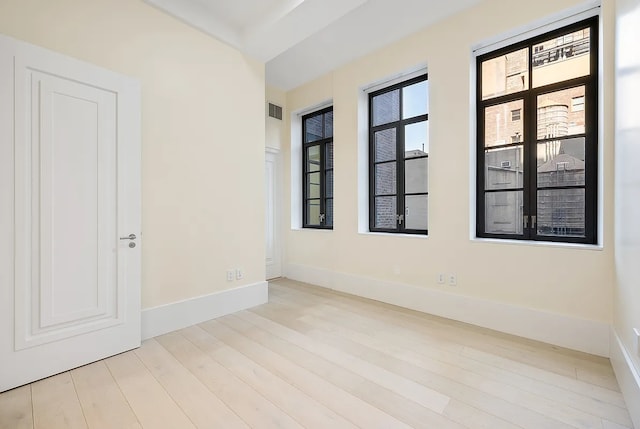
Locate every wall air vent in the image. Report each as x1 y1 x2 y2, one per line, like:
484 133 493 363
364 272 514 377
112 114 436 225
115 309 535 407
268 103 283 120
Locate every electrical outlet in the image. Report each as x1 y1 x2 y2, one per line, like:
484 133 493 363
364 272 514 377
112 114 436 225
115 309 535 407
448 274 457 286
437 273 445 284
226 270 234 281
236 268 243 280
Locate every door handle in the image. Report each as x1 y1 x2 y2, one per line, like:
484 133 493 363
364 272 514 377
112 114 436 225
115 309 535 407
120 234 136 240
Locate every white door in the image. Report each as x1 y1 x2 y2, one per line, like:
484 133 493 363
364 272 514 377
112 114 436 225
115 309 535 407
265 148 282 279
0 35 141 392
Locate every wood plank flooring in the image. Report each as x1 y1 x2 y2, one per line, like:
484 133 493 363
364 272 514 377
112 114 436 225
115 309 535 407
0 278 634 429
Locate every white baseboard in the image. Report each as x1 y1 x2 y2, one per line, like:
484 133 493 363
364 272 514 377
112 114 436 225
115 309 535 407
610 328 640 428
141 281 268 340
285 264 610 357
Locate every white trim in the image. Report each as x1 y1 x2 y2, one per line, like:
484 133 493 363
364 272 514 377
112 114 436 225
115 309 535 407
294 99 333 118
141 282 268 340
471 237 603 251
358 231 428 240
357 88 370 233
596 9 606 248
266 149 282 279
468 50 478 242
291 111 303 229
284 264 610 357
361 64 427 94
610 328 640 428
266 146 281 155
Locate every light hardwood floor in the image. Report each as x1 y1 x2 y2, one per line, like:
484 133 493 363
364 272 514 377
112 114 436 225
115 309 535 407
0 278 634 429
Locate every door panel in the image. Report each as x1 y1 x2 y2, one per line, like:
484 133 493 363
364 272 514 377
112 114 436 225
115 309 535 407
16 71 120 350
1 34 141 392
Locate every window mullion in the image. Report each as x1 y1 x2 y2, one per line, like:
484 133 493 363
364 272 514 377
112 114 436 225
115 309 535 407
302 145 308 228
397 123 405 232
398 86 403 232
318 142 326 228
528 86 547 241
525 44 535 240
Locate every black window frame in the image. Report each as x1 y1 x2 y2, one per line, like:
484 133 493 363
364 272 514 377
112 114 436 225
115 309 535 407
302 106 333 229
476 16 599 244
369 74 429 235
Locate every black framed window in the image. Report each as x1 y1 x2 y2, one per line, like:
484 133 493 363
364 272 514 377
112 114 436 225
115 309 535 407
369 75 429 234
303 107 333 228
476 17 598 244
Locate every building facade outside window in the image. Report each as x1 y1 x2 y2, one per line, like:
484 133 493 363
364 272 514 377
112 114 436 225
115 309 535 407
476 17 598 244
369 75 429 234
302 107 333 228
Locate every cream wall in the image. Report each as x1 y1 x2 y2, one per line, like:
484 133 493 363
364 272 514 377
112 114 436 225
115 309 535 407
613 0 640 424
0 0 266 309
284 0 615 340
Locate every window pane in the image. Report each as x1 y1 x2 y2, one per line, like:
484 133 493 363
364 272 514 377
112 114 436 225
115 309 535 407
484 146 524 190
405 121 428 157
375 197 396 228
304 115 323 142
306 200 321 226
537 138 585 187
402 80 428 118
375 128 396 162
537 188 585 237
307 172 320 198
405 195 427 230
533 27 590 88
324 110 333 138
375 163 396 195
306 145 320 172
325 170 333 198
372 89 400 126
537 86 586 139
325 198 333 226
481 47 529 100
325 142 334 169
405 158 428 194
485 191 524 234
484 100 524 147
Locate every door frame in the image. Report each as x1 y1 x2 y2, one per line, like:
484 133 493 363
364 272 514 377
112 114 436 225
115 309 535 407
265 147 282 280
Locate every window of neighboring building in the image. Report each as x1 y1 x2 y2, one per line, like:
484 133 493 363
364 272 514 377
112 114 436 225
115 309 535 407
369 75 429 234
302 107 333 228
476 16 598 244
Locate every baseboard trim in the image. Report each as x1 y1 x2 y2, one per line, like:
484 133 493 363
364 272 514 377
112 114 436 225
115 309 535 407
285 264 609 357
610 328 640 428
141 281 268 340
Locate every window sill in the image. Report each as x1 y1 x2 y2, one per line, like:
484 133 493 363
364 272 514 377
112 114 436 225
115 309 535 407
471 237 603 250
291 227 333 233
358 231 429 239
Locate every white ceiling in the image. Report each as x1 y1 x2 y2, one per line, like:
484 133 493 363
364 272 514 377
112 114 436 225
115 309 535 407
145 0 482 90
